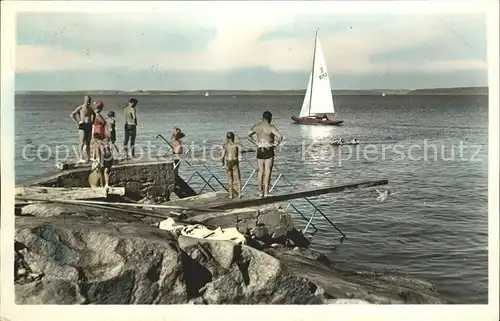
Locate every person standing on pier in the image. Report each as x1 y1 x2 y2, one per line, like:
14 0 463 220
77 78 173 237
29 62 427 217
248 111 283 198
105 110 117 146
221 131 243 199
171 127 185 174
69 95 95 163
123 98 138 159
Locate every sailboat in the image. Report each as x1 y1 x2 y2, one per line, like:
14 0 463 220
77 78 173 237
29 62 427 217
205 91 210 97
291 30 343 126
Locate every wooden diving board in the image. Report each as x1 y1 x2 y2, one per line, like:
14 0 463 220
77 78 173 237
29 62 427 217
208 179 388 210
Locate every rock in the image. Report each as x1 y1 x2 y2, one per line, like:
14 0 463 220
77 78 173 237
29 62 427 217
14 209 445 305
15 216 188 304
273 248 446 304
250 226 269 239
173 235 325 304
193 206 297 247
327 299 371 304
16 279 86 304
14 216 326 305
21 203 67 217
285 228 311 248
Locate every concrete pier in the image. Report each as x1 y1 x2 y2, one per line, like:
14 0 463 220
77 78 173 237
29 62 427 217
21 160 176 202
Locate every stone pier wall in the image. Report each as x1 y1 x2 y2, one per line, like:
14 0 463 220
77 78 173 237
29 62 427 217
25 161 175 202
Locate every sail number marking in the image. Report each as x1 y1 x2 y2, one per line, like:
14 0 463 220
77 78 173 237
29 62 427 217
318 67 328 80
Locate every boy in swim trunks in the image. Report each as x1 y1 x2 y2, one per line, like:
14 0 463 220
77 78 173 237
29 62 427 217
248 111 283 198
70 95 95 163
221 132 244 199
105 111 117 145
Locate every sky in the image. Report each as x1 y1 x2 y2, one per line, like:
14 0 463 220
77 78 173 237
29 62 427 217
14 3 489 91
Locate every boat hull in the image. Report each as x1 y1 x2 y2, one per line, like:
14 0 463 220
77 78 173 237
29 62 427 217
291 116 344 126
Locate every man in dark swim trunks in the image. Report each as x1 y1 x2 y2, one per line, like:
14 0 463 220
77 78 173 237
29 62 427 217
70 95 95 163
221 131 244 199
123 98 138 159
248 111 283 198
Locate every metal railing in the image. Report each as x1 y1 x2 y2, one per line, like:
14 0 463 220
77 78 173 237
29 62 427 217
155 134 227 195
155 134 346 241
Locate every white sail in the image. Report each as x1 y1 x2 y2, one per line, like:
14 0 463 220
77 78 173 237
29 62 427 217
299 31 335 117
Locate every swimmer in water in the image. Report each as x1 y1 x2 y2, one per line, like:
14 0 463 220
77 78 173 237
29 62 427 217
248 111 283 198
70 95 95 163
376 189 399 202
221 131 244 199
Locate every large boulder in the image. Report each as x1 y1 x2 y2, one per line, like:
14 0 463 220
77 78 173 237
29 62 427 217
265 246 446 304
178 236 324 304
14 216 325 304
15 216 187 304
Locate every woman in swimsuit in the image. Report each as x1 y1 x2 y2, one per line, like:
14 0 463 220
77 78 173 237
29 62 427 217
91 101 106 160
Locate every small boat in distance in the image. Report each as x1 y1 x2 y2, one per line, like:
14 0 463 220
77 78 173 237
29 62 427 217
205 91 210 97
292 29 343 126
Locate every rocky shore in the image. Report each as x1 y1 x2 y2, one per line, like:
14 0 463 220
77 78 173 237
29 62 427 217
14 202 445 304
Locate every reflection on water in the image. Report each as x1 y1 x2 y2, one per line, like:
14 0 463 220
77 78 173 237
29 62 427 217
298 124 336 141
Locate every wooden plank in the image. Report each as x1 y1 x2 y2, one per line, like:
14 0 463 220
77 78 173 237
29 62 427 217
56 157 128 170
15 186 125 200
14 197 220 214
209 180 388 210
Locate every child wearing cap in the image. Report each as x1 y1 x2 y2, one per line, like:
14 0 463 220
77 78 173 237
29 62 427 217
221 131 244 199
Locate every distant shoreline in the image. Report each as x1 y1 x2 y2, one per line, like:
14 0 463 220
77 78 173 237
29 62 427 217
15 86 488 96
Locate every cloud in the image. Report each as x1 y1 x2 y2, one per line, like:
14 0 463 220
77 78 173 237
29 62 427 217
13 4 489 90
16 45 121 72
16 11 487 75
17 13 217 56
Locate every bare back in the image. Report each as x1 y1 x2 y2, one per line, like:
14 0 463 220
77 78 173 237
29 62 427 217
250 121 283 147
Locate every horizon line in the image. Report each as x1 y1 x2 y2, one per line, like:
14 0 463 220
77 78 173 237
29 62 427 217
14 86 489 94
